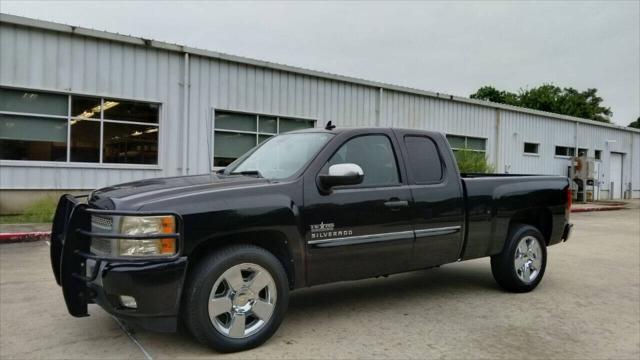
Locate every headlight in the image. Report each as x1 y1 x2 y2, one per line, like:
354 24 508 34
90 214 178 257
118 215 177 257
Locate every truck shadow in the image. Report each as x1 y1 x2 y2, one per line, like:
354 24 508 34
127 261 501 355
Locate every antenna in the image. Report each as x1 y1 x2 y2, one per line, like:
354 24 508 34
325 121 336 130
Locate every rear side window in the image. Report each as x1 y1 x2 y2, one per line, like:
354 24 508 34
327 134 400 186
403 136 443 183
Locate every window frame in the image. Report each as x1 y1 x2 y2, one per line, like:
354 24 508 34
211 108 316 170
0 85 162 169
445 134 487 153
523 142 540 156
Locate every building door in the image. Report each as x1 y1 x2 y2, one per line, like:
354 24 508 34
609 152 623 199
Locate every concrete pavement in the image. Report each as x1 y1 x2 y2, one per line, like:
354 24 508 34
1 209 639 359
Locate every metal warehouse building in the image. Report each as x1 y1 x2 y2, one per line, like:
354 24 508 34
0 14 638 212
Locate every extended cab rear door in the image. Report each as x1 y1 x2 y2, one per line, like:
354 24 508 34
302 129 415 285
393 130 465 268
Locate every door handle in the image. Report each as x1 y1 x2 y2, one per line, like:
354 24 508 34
384 200 409 209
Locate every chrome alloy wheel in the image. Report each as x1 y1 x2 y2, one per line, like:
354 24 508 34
208 263 277 339
514 236 543 284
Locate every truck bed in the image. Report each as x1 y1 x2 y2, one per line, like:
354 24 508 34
460 175 570 260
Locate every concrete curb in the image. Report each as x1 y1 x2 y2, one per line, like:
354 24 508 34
0 231 51 244
571 206 626 213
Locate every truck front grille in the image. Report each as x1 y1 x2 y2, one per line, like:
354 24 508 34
91 215 113 230
90 215 114 255
90 238 112 255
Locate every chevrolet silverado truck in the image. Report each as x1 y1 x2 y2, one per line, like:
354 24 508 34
51 126 572 352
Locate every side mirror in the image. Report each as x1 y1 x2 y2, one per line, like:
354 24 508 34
318 163 364 192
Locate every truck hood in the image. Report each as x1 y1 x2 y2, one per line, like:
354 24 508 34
89 173 270 210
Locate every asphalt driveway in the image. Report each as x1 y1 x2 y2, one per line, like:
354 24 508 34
1 209 638 359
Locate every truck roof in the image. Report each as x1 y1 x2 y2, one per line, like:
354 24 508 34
289 126 442 136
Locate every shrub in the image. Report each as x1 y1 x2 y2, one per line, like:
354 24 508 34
453 148 495 173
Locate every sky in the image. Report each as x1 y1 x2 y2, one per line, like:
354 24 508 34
1 1 639 126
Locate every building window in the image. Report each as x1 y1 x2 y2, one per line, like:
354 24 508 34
595 150 602 160
0 87 160 165
213 111 315 167
555 146 575 157
446 134 486 153
577 148 588 157
524 142 539 155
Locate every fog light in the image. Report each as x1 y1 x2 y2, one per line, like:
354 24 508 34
119 295 137 309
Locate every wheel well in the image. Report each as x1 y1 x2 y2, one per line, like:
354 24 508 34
509 208 553 244
187 231 295 288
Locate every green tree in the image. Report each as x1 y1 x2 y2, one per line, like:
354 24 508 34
453 148 495 173
470 84 612 123
629 117 640 129
469 86 519 106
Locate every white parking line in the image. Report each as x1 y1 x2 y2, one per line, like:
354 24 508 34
112 316 153 360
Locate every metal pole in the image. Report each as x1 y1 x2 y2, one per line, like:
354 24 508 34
181 53 190 175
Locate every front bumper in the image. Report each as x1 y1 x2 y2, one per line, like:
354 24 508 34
50 195 187 332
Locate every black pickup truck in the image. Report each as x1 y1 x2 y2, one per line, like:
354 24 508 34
51 127 572 352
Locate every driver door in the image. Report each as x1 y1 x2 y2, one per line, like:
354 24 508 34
302 131 415 285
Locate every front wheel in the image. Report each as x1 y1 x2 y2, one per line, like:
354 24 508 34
491 224 547 293
183 245 289 352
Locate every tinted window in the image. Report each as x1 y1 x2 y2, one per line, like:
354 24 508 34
524 142 539 154
555 146 575 157
71 97 101 119
327 135 400 186
70 119 100 162
404 136 443 183
103 123 158 164
0 114 67 161
102 99 159 123
215 112 256 132
0 88 67 116
279 118 314 133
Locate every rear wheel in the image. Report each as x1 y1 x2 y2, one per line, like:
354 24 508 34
183 245 289 352
491 224 547 292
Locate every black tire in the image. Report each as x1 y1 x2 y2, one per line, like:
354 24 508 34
183 245 289 352
490 224 547 293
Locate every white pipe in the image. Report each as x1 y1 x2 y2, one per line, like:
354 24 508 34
181 53 190 175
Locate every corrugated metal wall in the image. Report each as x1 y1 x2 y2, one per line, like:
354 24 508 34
0 23 186 189
1 22 639 199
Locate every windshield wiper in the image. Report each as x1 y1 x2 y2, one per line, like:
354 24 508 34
230 170 263 178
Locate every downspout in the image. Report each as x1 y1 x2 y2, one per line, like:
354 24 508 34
574 121 579 156
376 87 384 127
494 108 501 173
181 52 190 175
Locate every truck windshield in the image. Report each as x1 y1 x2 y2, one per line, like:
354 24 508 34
225 132 333 180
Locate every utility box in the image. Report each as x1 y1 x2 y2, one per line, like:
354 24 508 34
570 155 597 203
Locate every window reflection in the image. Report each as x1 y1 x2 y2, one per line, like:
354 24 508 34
103 122 158 164
70 119 100 162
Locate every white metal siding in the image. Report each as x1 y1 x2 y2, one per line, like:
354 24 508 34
0 23 185 189
499 110 577 175
0 21 638 199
